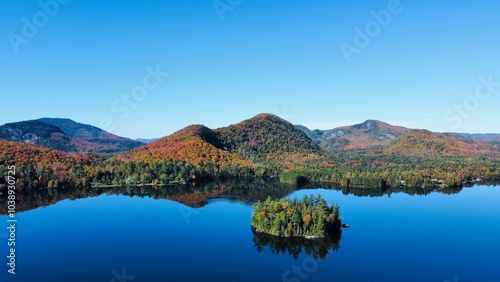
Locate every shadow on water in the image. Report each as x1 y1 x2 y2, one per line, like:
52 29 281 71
251 227 341 260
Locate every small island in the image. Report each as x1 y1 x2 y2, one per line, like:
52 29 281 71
251 194 341 239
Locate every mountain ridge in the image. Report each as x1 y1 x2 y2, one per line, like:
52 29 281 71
1 113 500 191
2 115 499 159
296 119 412 151
384 130 500 157
0 118 142 154
113 114 321 167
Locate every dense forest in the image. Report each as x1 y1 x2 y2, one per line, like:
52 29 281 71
1 114 500 191
215 113 320 160
251 195 341 238
279 155 500 188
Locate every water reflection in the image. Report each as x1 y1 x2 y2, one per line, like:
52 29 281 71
295 182 475 197
0 179 296 214
251 227 341 260
2 179 497 214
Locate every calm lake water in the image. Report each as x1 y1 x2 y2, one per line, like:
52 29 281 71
1 184 499 281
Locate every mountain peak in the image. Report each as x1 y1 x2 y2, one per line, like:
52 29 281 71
168 124 224 149
246 113 288 124
216 113 320 155
1 120 64 139
38 117 108 139
0 118 142 154
351 119 393 130
296 120 411 151
173 124 211 136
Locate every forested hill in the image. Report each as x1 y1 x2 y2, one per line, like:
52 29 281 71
215 113 320 158
38 118 108 139
115 113 321 165
0 120 76 152
2 114 500 190
0 119 142 154
384 130 500 157
111 114 322 176
113 124 252 167
38 118 142 153
0 140 97 189
297 120 411 151
456 133 500 145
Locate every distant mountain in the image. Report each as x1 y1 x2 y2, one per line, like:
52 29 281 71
384 130 500 157
3 115 499 164
455 133 500 145
136 138 159 144
216 114 320 157
298 120 411 151
0 118 142 154
38 118 108 139
0 120 77 152
38 118 142 154
3 114 500 191
294 125 313 139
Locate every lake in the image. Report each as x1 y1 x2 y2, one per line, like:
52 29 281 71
1 183 499 281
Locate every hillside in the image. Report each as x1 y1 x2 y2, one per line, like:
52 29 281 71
0 120 77 152
38 118 108 139
298 120 411 151
38 118 142 154
216 114 320 158
136 138 159 144
111 114 323 180
113 124 252 167
0 140 96 189
456 133 500 145
0 119 142 154
384 130 500 157
2 114 500 190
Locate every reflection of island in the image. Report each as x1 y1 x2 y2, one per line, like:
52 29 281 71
251 227 341 260
302 182 467 197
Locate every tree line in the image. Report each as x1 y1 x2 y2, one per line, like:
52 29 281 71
251 194 341 238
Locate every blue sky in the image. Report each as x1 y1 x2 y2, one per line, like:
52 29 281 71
1 0 499 139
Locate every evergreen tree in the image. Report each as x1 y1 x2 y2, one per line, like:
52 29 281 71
251 194 341 238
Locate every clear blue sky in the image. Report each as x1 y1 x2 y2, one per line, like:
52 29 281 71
1 0 499 139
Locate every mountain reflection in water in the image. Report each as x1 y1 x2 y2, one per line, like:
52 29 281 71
2 179 496 214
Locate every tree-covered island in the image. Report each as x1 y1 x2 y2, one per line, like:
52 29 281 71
251 194 341 239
